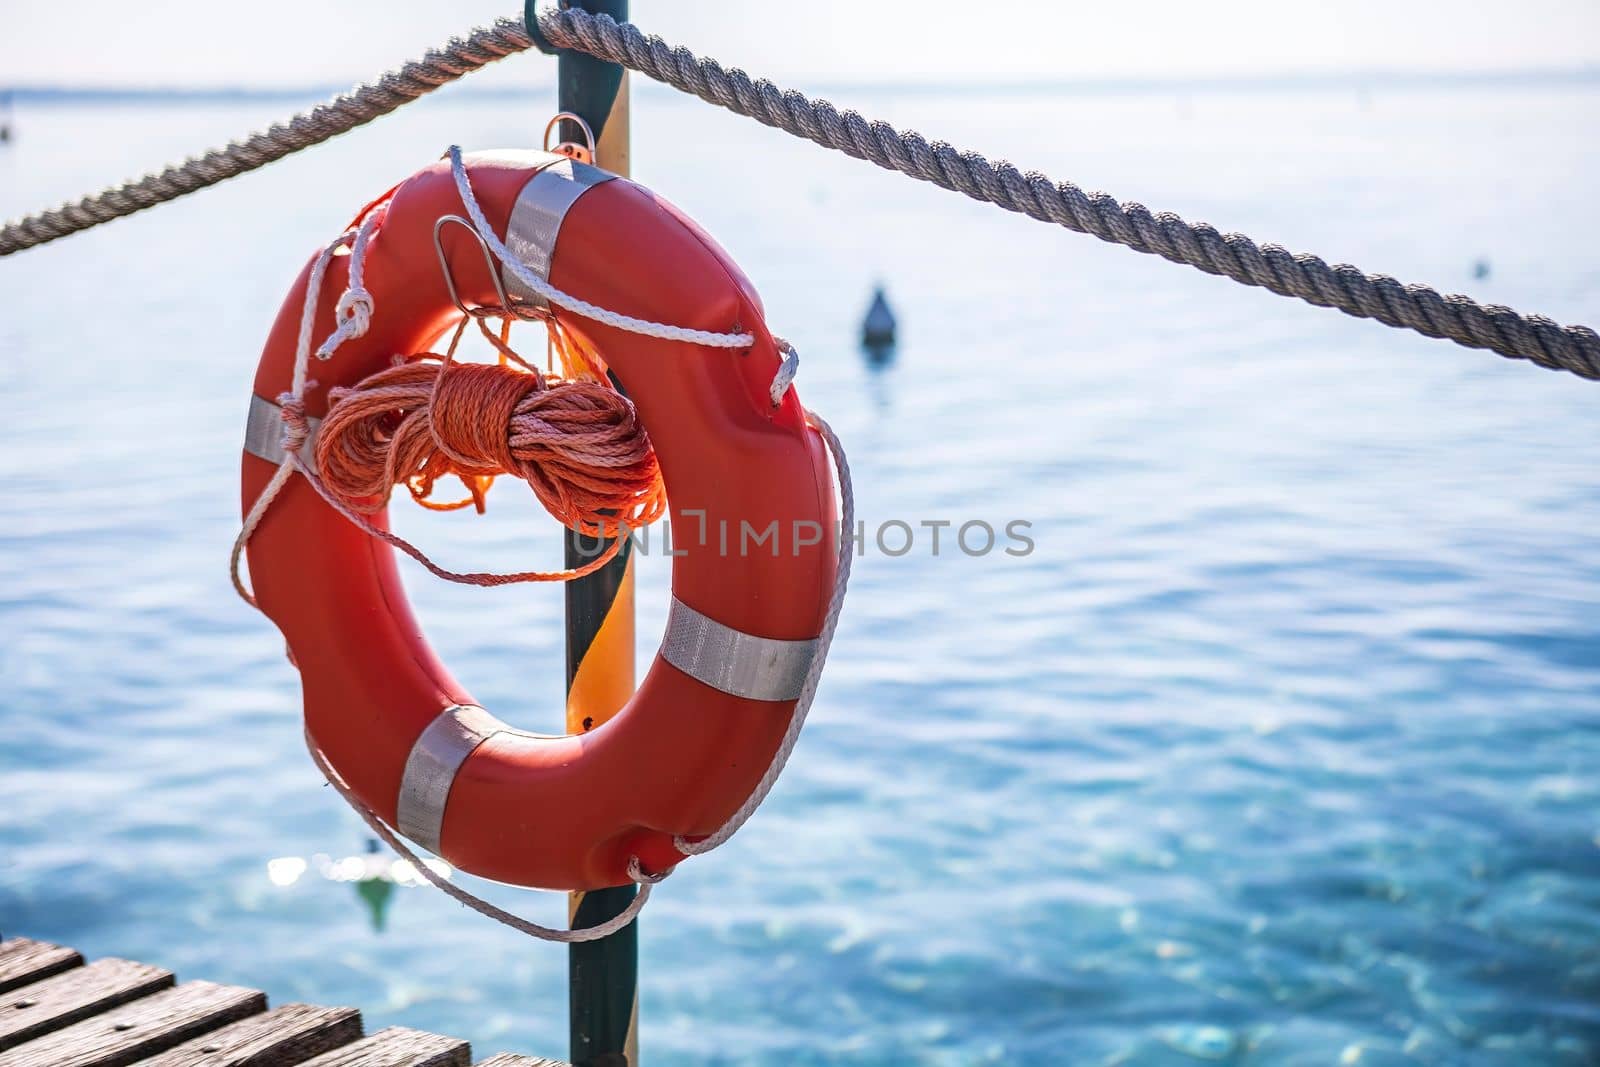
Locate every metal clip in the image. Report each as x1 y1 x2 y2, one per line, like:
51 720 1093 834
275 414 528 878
432 215 545 324
543 111 597 165
525 1 562 56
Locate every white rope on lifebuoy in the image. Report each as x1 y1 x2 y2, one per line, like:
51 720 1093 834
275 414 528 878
447 145 755 351
674 407 853 857
307 732 665 943
769 339 801 406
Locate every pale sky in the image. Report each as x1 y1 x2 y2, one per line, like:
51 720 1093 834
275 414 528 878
6 1 1599 88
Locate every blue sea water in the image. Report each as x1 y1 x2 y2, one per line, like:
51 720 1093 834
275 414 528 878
1 75 1598 1065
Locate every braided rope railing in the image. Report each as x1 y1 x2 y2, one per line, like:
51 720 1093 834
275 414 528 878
0 18 534 256
3 8 1597 380
536 10 1600 381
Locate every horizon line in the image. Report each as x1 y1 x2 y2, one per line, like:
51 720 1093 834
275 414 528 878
4 63 1599 104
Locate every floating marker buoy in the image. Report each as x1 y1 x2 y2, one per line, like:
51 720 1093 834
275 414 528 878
861 285 896 348
353 839 396 932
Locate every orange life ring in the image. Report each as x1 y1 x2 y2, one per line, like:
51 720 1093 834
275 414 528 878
240 150 838 891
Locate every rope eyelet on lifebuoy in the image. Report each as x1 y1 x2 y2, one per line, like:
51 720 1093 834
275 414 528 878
237 148 848 893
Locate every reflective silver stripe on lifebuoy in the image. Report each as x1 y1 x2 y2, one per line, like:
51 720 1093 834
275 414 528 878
501 155 617 310
243 394 319 468
395 704 509 854
660 598 819 703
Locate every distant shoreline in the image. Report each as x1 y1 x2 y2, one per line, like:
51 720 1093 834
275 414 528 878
6 65 1599 105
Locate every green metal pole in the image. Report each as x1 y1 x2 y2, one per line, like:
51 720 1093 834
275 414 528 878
552 2 637 1064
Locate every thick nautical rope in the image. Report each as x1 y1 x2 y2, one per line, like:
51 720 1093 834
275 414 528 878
536 9 1600 381
2 10 1596 380
0 18 533 256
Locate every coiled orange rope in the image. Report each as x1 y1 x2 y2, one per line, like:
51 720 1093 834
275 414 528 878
312 320 666 580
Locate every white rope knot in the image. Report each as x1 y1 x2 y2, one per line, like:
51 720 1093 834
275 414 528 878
315 285 374 360
314 205 385 361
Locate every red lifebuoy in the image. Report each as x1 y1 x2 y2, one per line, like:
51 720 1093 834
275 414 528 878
240 151 838 891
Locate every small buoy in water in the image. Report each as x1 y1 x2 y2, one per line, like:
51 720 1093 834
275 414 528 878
1473 259 1491 280
861 285 896 349
353 841 396 931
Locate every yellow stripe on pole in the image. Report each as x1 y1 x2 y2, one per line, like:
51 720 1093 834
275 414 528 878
566 555 636 735
594 78 630 184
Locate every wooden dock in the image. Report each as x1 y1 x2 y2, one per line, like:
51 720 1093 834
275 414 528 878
0 936 564 1067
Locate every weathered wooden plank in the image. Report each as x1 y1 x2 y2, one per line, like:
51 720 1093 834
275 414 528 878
0 939 83 994
0 980 264 1067
0 958 172 1051
137 1002 362 1066
298 1027 469 1067
0 939 565 1067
